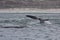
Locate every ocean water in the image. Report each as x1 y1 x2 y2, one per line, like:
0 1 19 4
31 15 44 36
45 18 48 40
0 13 60 40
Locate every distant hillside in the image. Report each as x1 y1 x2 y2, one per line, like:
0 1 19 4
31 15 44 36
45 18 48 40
0 0 60 9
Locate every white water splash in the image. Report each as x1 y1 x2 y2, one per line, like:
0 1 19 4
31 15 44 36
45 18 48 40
44 21 52 24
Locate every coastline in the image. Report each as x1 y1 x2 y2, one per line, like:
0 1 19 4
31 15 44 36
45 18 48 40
0 8 60 13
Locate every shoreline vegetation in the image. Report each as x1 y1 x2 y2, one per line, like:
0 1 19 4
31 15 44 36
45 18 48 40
0 0 60 9
0 0 60 13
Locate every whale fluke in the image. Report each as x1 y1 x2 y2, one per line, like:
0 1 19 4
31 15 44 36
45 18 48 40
26 15 38 20
26 15 50 24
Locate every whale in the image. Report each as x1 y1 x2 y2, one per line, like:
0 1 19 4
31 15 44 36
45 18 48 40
26 15 51 24
26 15 38 20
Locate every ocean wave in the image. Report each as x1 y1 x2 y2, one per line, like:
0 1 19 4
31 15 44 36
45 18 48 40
0 18 32 27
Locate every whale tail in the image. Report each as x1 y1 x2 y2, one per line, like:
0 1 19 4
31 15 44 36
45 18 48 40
26 15 38 20
26 15 49 23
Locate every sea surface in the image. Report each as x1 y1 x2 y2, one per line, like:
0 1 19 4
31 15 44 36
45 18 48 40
0 13 60 40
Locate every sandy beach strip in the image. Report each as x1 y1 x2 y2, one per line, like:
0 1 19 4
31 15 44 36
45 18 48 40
0 8 60 13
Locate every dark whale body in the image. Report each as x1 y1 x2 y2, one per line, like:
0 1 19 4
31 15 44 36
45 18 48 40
26 15 38 19
26 15 49 23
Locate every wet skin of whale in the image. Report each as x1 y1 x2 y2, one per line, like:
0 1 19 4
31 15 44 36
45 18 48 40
26 15 49 23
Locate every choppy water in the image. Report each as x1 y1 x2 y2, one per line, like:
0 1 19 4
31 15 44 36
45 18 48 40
0 13 60 27
0 13 60 40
